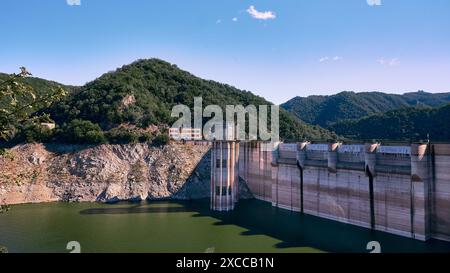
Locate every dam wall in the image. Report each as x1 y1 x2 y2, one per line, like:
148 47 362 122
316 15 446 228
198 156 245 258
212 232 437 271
239 142 273 202
237 141 450 241
431 144 450 241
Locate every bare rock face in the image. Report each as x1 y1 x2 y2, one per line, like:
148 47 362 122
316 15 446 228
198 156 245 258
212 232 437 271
120 94 136 108
0 143 212 205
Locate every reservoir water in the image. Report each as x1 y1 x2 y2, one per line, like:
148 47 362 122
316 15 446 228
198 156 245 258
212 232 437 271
1 199 449 253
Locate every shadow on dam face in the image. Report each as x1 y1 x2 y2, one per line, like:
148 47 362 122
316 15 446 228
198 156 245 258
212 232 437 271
366 166 376 230
79 199 450 253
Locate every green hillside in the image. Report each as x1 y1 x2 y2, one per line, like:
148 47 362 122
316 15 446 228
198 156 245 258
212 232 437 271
329 104 450 141
45 59 335 142
0 73 79 96
281 91 450 127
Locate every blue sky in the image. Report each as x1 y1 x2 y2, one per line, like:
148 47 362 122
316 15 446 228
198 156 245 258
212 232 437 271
1 0 449 104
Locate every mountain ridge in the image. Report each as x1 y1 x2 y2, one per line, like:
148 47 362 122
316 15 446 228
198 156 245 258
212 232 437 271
281 90 450 127
329 103 450 142
0 72 79 95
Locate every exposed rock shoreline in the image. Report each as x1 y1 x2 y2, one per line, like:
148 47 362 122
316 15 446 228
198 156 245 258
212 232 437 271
0 143 216 205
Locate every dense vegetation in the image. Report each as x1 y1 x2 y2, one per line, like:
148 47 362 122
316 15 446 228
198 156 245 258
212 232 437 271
2 59 337 145
2 60 450 144
48 59 336 142
0 72 78 98
281 91 450 127
329 104 450 141
0 68 67 148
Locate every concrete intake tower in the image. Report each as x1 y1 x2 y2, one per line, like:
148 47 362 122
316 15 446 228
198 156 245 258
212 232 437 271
210 141 240 211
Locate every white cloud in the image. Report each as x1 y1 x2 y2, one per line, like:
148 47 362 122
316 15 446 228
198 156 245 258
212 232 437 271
377 58 400 66
377 58 386 65
216 19 222 24
389 58 400 66
246 5 276 20
66 0 81 6
319 56 343 63
367 0 382 6
232 17 238 22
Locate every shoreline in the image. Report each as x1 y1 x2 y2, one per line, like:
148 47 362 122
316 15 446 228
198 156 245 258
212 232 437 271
0 143 212 206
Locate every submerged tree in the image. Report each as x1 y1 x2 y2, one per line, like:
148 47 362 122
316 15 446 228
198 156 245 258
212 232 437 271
0 67 67 145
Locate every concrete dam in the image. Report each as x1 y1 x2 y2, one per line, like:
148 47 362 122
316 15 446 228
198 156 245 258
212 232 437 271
210 141 450 242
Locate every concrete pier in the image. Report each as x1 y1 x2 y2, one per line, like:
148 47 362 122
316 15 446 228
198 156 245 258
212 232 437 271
210 141 239 211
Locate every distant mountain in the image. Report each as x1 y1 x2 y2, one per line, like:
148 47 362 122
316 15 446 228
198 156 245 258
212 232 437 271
47 59 336 141
281 91 450 127
329 104 450 141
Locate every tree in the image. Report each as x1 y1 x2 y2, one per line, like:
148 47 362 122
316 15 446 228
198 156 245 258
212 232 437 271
0 67 67 143
16 122 55 143
152 133 169 146
58 119 107 144
105 126 140 144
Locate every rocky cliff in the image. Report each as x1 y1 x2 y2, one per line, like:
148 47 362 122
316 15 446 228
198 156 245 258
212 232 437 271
0 143 215 205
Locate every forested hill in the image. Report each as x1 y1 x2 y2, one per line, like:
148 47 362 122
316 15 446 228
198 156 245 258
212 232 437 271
0 72 79 96
329 104 450 141
47 59 336 141
281 91 450 127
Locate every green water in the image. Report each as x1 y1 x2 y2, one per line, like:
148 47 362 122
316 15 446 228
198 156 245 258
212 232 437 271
0 199 449 253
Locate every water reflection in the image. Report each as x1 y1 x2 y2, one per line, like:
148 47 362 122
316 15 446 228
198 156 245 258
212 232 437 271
79 199 450 253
